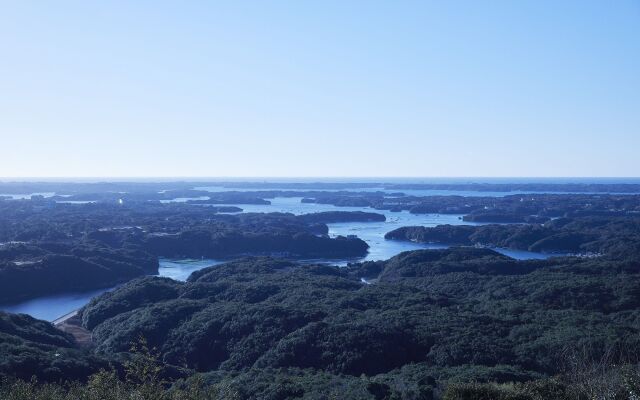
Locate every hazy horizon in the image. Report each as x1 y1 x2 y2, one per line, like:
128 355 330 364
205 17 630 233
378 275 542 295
2 176 640 183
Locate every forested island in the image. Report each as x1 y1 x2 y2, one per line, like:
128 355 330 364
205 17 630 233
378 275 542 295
304 193 640 221
2 183 640 399
2 246 640 398
0 201 370 303
386 215 640 257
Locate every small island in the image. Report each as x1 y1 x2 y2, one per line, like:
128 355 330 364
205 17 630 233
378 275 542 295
0 201 371 304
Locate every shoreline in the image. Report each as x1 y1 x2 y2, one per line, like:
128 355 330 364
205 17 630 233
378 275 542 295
52 309 79 326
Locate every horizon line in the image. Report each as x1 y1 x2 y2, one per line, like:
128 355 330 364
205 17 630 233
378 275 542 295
2 176 640 182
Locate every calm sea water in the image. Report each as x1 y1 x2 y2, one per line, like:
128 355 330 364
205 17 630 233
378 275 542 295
214 197 558 263
0 195 566 321
0 259 225 321
0 287 115 322
0 192 56 200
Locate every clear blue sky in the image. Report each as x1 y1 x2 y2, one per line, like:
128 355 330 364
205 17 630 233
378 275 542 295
1 1 638 177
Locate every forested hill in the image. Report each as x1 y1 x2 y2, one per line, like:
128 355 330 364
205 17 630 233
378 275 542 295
16 247 629 398
385 215 640 258
1 246 640 397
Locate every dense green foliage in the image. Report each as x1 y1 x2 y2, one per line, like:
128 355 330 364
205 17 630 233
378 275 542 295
0 243 158 303
2 184 640 398
296 211 386 223
74 248 640 396
0 201 369 303
441 362 640 400
304 193 640 221
386 216 640 257
2 243 640 398
4 245 640 398
0 311 106 382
